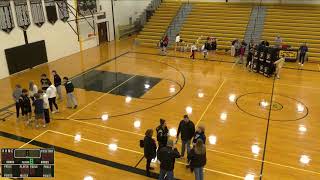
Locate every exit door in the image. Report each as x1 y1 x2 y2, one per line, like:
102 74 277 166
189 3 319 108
98 22 108 44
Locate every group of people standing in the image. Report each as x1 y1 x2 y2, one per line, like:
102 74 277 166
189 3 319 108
143 115 207 180
12 70 78 128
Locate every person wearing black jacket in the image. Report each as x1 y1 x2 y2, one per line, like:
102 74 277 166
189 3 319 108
158 139 180 180
19 89 32 123
52 70 62 100
156 119 169 149
193 126 206 145
63 77 78 109
247 41 255 68
40 74 51 91
188 139 207 180
143 129 157 177
176 115 195 157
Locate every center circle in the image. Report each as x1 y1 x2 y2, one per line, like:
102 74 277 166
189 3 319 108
236 92 308 121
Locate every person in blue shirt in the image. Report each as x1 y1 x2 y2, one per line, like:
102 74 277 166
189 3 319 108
299 42 308 67
33 93 44 128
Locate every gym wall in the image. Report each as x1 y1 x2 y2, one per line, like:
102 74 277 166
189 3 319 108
0 0 116 79
113 0 152 26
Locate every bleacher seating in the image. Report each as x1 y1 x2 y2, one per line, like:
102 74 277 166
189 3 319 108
136 1 181 47
262 5 320 61
179 2 252 50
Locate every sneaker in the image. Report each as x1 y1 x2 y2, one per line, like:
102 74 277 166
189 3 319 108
52 111 56 114
73 105 78 109
301 64 304 66
42 124 46 128
276 75 280 79
35 125 39 128
298 62 301 65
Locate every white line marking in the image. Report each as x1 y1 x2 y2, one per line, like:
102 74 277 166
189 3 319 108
67 75 137 119
19 130 49 148
195 79 226 127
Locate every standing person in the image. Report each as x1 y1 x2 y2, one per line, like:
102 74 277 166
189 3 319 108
188 139 207 180
246 43 255 69
33 93 44 128
63 77 78 109
143 129 157 177
186 125 206 169
19 89 32 123
28 81 38 102
175 34 181 51
190 43 197 60
274 56 285 79
274 35 282 48
156 119 169 150
163 35 169 55
298 42 308 67
239 40 247 64
192 126 206 145
176 115 195 158
231 39 237 57
211 38 217 55
46 83 59 113
38 90 50 125
202 40 210 60
159 39 165 55
40 74 51 91
158 139 180 180
12 84 22 119
52 70 62 100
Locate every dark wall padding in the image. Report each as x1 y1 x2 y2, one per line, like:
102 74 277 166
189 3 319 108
5 40 48 75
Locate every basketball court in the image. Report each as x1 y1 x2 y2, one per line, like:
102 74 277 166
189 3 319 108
0 38 320 179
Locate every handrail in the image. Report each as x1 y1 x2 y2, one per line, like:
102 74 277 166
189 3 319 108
245 5 255 42
162 2 184 39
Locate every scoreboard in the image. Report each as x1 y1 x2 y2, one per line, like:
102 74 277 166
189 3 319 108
1 148 54 178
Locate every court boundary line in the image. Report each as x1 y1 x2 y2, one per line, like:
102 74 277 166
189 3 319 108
19 130 50 148
67 75 138 119
2 128 320 177
195 79 226 127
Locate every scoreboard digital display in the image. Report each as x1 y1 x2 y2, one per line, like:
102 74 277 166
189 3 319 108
1 148 54 178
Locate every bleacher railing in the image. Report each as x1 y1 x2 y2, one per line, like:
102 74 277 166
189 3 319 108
164 3 190 45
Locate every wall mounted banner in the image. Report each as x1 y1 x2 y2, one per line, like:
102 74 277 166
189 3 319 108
44 0 58 24
56 0 69 22
78 0 97 16
14 0 30 30
30 0 45 27
0 0 15 33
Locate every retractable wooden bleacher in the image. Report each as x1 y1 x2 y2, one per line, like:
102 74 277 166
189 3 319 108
180 2 252 51
262 4 320 62
136 1 181 47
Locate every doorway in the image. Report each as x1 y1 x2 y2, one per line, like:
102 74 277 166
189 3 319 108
98 22 108 44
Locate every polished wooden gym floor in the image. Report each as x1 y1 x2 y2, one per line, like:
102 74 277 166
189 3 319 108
1 39 320 180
